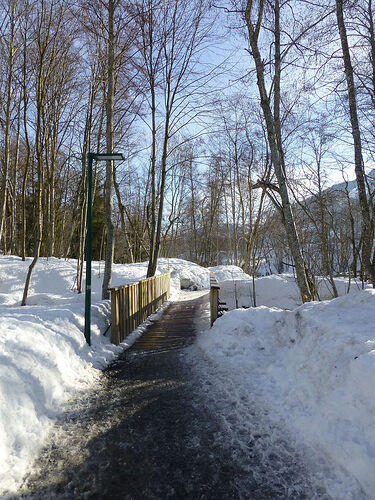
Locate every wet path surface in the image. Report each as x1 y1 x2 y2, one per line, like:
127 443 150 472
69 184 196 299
14 295 344 499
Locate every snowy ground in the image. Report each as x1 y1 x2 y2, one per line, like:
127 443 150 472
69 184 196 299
0 256 210 494
199 270 374 499
210 267 366 310
0 256 374 498
186 345 364 499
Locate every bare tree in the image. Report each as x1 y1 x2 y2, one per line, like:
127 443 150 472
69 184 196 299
243 0 316 301
22 0 76 304
101 0 117 299
134 0 215 276
0 0 20 251
336 0 375 284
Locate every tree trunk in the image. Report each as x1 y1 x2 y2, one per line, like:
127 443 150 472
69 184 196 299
244 0 314 302
21 22 31 261
21 197 43 306
188 157 199 262
146 15 158 277
147 112 170 277
22 89 44 305
0 1 16 249
77 79 95 292
102 0 116 299
336 0 375 285
9 101 21 255
113 170 135 263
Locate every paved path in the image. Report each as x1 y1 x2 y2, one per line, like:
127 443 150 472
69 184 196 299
15 294 333 499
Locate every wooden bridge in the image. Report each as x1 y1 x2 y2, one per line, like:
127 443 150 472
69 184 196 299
109 272 222 346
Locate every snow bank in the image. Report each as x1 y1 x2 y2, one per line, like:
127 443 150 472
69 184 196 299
160 258 210 290
0 255 212 494
0 257 122 493
111 257 210 292
4 254 369 495
218 274 301 310
198 289 375 498
216 273 367 311
316 275 365 300
208 264 251 282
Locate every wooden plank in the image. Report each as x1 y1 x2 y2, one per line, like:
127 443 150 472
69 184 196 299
121 287 126 340
140 281 144 322
119 288 123 342
111 290 120 345
134 284 139 329
125 286 130 336
141 281 145 322
210 287 218 326
148 279 152 317
129 285 133 332
130 283 135 332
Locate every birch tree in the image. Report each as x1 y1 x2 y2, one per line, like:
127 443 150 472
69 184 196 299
101 0 117 299
243 0 319 301
0 0 20 251
134 0 214 277
335 0 375 285
22 0 55 304
21 0 77 303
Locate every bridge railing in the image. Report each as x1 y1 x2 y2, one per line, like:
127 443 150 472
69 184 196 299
210 272 228 326
109 272 171 345
210 272 220 326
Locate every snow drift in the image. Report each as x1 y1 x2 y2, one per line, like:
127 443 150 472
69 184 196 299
0 255 208 494
215 272 367 310
198 289 375 498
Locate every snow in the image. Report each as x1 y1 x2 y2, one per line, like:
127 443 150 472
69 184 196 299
198 280 375 498
0 255 374 498
163 258 211 290
213 270 367 310
0 255 208 494
208 264 251 281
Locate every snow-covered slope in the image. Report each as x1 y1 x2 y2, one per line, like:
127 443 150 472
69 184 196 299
0 256 209 494
199 288 375 498
208 264 251 281
213 271 365 310
328 167 375 197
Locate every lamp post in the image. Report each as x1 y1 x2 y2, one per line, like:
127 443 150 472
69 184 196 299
84 152 125 345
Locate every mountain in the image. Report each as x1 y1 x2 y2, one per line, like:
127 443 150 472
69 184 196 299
328 168 375 197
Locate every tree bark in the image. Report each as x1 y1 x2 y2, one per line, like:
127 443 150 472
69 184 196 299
244 0 314 302
0 1 16 249
102 0 116 299
22 38 45 305
336 0 375 284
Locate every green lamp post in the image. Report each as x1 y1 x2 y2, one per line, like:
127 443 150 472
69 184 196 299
84 152 125 345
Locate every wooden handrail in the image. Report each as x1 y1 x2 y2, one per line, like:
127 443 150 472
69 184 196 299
109 271 171 345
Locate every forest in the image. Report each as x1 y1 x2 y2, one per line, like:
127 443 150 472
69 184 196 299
0 0 374 303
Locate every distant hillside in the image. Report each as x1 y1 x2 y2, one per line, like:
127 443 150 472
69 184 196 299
328 168 375 196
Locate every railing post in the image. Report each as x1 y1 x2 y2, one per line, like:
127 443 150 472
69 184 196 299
210 272 220 327
130 283 135 332
120 287 125 340
111 290 120 345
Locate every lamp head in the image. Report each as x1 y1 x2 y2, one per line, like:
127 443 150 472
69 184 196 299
88 152 125 161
